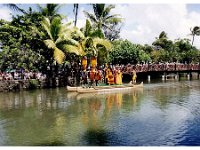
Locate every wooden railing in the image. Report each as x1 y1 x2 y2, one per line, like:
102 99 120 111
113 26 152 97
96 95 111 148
122 63 200 74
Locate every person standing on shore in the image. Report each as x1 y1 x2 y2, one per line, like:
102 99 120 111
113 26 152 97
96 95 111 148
131 66 137 84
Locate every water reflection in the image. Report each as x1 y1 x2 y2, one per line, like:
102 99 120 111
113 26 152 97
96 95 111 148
0 87 143 146
0 80 199 146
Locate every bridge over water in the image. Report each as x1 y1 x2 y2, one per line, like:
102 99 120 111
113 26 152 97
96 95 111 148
122 63 200 81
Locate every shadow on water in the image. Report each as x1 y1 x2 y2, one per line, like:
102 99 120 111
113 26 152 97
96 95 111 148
82 128 118 146
83 129 109 146
34 141 66 146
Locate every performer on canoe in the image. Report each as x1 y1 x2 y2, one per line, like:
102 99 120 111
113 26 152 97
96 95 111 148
95 68 102 86
90 56 97 87
107 67 115 85
115 67 123 85
89 68 95 86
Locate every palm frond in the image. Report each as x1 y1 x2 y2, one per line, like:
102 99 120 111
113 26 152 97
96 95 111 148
103 4 115 17
90 29 105 38
55 37 79 47
51 16 62 40
104 14 122 23
83 11 98 24
63 45 85 56
93 38 112 50
66 38 80 46
41 17 53 40
55 36 66 45
53 4 62 14
93 4 105 19
71 27 85 39
44 39 56 49
60 21 72 33
84 19 92 37
5 4 27 14
54 47 65 64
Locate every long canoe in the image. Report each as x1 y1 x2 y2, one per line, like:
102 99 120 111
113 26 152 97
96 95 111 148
66 86 82 92
76 82 143 94
66 86 76 92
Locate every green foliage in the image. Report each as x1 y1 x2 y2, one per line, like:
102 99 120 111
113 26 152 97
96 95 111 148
152 31 174 51
0 11 46 72
68 20 112 65
84 4 123 41
37 4 62 21
109 40 150 64
41 16 67 64
1 4 200 78
151 32 200 63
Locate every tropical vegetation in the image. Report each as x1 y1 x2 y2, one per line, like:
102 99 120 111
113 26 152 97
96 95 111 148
0 4 200 87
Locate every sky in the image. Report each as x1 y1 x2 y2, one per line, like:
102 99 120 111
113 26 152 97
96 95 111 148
0 2 200 48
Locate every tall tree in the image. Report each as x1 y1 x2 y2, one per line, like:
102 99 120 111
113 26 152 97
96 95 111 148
73 4 79 26
109 40 150 64
37 4 62 21
40 16 83 64
0 11 45 71
190 26 200 46
152 31 173 51
66 19 112 65
84 4 122 40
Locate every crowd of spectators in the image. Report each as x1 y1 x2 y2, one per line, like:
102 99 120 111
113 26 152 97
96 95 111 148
0 70 47 81
1 62 199 81
122 62 200 74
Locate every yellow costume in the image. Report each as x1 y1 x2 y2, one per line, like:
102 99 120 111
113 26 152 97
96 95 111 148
132 70 137 83
115 70 122 85
105 68 110 84
107 70 114 85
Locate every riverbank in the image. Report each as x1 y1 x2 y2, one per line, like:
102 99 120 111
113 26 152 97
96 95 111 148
0 72 199 92
0 79 47 92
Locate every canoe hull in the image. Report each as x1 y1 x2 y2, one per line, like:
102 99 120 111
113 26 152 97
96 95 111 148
66 86 81 92
76 82 143 94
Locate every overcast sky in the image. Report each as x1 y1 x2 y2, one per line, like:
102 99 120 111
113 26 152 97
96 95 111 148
0 3 200 48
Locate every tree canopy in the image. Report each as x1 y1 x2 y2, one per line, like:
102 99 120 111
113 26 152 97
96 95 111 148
0 3 200 74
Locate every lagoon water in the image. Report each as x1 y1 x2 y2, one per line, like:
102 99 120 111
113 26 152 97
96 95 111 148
0 79 200 146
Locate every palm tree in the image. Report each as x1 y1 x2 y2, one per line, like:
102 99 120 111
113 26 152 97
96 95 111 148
41 16 83 64
152 31 173 51
37 4 62 21
84 4 122 40
40 16 87 86
66 19 112 65
158 31 167 39
190 26 200 46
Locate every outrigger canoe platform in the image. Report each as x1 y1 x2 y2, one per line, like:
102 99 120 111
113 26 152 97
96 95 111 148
66 82 143 93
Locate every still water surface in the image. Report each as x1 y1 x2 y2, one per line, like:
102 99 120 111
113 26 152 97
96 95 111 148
0 80 200 146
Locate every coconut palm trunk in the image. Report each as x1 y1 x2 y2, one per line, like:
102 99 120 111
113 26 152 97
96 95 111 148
73 4 79 27
191 34 195 46
190 26 200 47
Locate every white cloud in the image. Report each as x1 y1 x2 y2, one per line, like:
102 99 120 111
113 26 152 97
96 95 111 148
112 4 200 48
0 6 12 21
